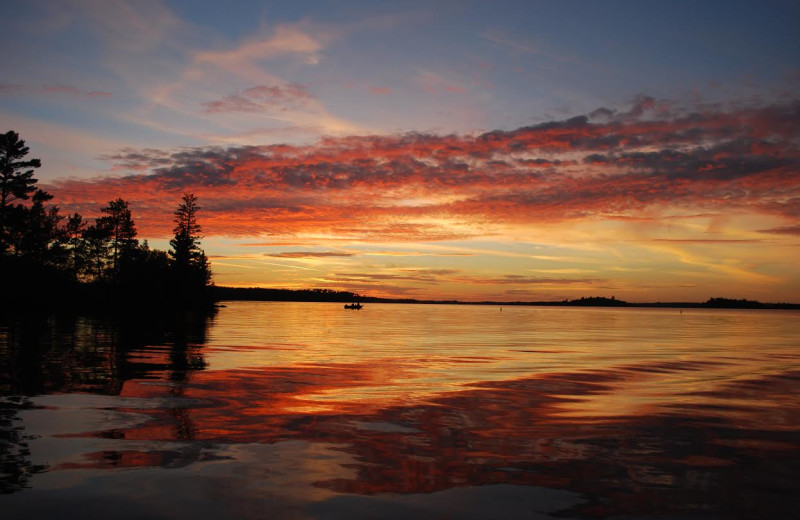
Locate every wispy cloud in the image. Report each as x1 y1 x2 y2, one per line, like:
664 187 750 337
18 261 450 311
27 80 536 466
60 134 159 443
417 71 467 94
0 84 112 98
259 261 326 272
97 14 363 141
181 21 364 134
195 24 325 70
266 251 355 258
64 0 184 53
649 239 766 244
758 225 800 236
449 275 606 286
361 251 475 257
203 84 314 113
481 29 578 64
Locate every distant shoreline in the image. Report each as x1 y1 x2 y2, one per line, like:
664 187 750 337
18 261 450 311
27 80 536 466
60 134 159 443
211 287 800 310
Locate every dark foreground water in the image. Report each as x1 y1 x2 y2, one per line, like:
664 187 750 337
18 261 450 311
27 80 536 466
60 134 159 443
1 302 798 519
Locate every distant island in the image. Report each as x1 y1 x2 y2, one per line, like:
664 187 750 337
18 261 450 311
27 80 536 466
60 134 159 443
211 288 800 310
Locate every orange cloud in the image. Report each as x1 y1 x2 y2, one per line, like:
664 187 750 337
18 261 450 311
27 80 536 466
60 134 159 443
758 225 800 235
46 98 800 243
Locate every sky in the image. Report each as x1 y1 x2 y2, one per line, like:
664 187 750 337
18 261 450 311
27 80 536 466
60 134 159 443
2 0 799 302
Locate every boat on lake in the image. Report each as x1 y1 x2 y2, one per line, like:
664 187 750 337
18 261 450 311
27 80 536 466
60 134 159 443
344 303 363 309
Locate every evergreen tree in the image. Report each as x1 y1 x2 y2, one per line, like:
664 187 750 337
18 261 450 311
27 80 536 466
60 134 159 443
170 194 201 267
116 240 173 300
82 223 112 281
97 198 137 274
16 189 64 264
0 131 41 253
170 194 211 292
64 213 88 279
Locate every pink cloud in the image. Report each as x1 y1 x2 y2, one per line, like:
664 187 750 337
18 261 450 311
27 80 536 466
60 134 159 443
418 71 468 95
369 86 391 95
43 85 83 95
195 24 325 68
443 85 466 93
0 85 25 94
204 83 314 113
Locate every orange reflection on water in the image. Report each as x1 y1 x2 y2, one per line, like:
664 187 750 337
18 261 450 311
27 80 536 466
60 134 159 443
84 358 799 520
197 303 800 420
102 304 800 447
4 303 799 519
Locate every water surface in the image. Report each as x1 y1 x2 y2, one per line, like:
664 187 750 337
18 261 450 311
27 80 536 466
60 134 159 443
1 302 798 518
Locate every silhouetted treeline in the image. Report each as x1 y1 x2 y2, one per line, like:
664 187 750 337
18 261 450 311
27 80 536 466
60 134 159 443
0 131 212 312
213 288 800 309
212 287 364 303
565 296 627 306
704 297 765 308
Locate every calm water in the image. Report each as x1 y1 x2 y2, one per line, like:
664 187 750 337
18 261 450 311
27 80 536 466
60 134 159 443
1 302 798 519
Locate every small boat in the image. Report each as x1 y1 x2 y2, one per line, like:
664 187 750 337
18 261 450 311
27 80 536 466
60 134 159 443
344 303 363 309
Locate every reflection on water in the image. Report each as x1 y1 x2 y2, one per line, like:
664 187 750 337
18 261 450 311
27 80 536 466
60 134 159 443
1 302 798 518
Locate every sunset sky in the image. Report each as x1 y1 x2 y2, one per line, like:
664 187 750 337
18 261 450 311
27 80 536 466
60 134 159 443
2 0 799 302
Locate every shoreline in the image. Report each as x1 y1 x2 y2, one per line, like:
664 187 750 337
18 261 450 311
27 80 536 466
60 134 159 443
211 287 800 310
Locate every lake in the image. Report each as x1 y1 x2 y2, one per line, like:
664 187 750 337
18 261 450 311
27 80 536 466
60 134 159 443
1 302 798 519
